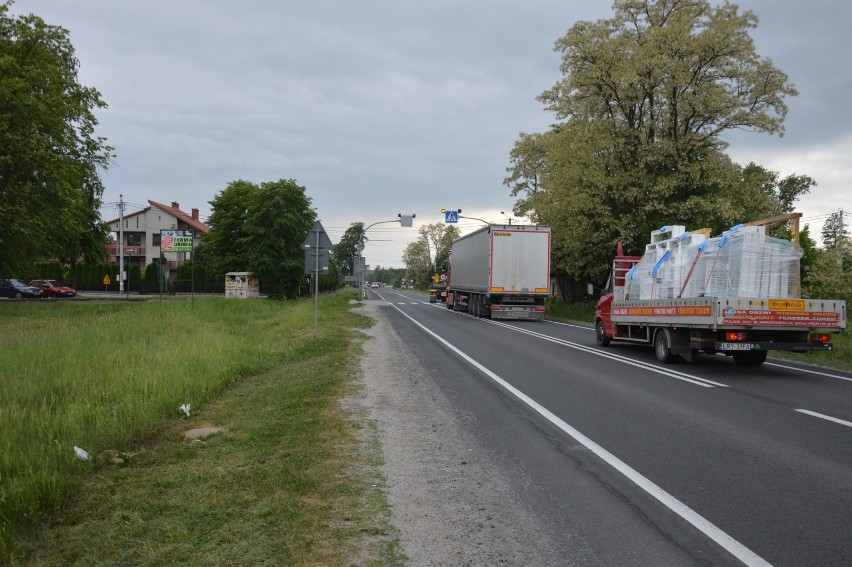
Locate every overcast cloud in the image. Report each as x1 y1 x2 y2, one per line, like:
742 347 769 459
15 0 852 268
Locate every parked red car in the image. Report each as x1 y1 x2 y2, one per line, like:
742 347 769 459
29 279 76 298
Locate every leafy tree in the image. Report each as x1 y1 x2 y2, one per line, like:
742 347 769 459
402 239 431 288
204 178 316 299
331 222 366 279
202 180 257 275
0 2 113 275
821 211 849 249
739 163 814 217
417 222 460 275
242 179 316 298
803 238 852 304
505 0 800 296
798 225 819 285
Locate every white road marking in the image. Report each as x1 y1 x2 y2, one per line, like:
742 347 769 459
765 362 852 382
388 302 771 567
795 409 852 428
547 319 852 384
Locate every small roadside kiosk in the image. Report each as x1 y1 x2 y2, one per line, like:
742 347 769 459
225 272 260 298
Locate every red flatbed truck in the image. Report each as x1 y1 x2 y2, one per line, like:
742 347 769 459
594 216 846 365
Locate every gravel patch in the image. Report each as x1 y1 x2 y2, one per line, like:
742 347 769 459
354 300 565 566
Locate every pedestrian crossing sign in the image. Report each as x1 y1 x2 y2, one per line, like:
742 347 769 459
444 210 458 223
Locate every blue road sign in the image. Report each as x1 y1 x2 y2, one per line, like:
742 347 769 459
444 210 459 223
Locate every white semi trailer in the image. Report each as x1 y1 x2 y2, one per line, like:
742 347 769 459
444 224 551 320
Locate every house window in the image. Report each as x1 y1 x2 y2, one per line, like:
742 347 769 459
152 233 161 246
127 234 142 246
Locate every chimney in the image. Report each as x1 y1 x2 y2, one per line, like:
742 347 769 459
192 208 199 220
171 201 180 210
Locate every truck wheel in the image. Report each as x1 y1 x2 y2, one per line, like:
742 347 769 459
732 350 767 366
654 328 676 363
595 320 610 346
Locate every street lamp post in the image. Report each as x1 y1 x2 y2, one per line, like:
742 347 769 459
355 213 416 299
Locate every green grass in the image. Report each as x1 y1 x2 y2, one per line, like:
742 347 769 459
0 292 403 565
544 297 852 370
545 297 596 322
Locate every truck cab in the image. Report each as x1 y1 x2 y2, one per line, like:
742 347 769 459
594 244 641 346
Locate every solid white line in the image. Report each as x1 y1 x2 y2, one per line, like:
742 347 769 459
483 316 728 388
765 362 852 382
546 321 852 384
795 409 852 428
545 319 594 330
388 302 771 566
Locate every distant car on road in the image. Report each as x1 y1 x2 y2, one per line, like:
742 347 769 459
0 279 43 299
29 279 76 298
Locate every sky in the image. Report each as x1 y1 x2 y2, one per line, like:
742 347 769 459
13 0 852 269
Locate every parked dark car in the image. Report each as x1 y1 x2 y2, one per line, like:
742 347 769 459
29 279 76 298
0 279 43 298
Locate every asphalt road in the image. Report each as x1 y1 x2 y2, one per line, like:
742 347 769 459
365 287 852 567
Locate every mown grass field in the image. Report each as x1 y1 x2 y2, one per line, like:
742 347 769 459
0 292 402 566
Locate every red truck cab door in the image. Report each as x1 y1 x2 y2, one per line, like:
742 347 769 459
596 245 641 340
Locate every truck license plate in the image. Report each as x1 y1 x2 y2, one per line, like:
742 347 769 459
719 343 754 351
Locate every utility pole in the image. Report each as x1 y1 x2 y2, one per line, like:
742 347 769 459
118 194 124 294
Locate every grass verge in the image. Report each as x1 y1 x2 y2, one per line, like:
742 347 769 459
1 291 403 565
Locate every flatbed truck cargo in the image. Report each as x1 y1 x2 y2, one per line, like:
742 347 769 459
444 224 551 320
593 215 846 365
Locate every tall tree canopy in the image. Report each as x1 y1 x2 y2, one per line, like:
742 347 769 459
505 0 803 296
402 238 431 289
331 222 366 279
402 222 460 287
0 1 113 274
203 178 315 298
820 210 849 249
419 222 460 274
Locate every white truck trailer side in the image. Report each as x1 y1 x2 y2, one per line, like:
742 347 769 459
445 224 551 320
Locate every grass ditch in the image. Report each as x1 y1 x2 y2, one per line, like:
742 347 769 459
1 291 403 565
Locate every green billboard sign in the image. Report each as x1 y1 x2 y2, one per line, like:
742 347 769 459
160 230 194 252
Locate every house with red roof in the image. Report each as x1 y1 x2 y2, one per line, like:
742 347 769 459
105 200 210 273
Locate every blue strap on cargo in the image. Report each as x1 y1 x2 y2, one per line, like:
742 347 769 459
649 233 687 298
651 233 687 278
700 232 730 296
678 239 707 298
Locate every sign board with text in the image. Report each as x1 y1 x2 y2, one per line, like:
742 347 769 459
160 230 194 252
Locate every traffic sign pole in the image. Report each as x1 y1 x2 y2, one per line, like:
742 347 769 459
303 221 333 338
